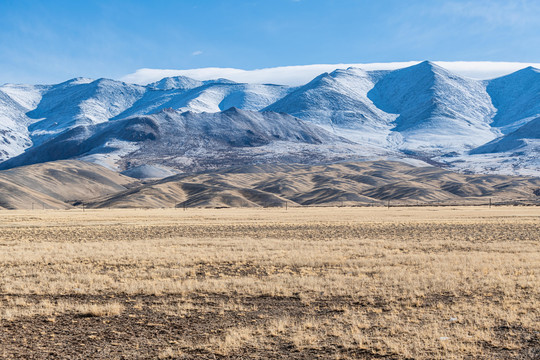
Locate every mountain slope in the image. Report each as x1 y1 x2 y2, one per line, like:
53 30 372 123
147 76 204 91
0 108 369 173
264 68 396 145
471 117 540 155
26 78 146 145
0 90 33 161
116 80 291 118
0 62 538 176
367 61 496 153
486 66 540 133
0 83 46 110
438 117 540 177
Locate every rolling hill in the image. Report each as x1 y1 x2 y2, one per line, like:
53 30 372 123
0 160 136 210
84 160 540 209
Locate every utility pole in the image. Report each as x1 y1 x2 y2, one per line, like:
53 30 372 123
489 198 492 208
387 200 390 209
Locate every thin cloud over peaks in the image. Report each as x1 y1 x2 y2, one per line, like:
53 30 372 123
119 61 540 86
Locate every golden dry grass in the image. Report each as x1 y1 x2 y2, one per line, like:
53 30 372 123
0 206 539 359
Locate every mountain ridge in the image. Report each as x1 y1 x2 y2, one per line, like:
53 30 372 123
0 107 369 174
0 61 538 176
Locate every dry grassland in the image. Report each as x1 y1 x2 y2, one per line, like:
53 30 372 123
0 207 539 359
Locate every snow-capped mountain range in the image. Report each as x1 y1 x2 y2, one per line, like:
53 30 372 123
0 61 538 177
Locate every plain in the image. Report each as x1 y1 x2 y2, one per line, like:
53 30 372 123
0 206 538 359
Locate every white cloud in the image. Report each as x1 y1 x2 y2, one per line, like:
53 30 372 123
191 50 203 56
120 61 540 86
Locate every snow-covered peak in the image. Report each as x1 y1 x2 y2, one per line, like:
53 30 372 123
521 66 540 73
148 76 204 90
0 62 539 176
27 78 146 145
366 61 496 152
491 65 540 83
55 77 95 88
415 60 445 71
204 78 237 85
264 67 395 135
70 77 94 84
379 61 453 83
487 65 540 133
115 81 291 119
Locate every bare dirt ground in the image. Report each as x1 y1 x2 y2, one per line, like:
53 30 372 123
0 207 539 359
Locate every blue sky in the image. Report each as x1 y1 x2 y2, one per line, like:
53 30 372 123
1 0 539 84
